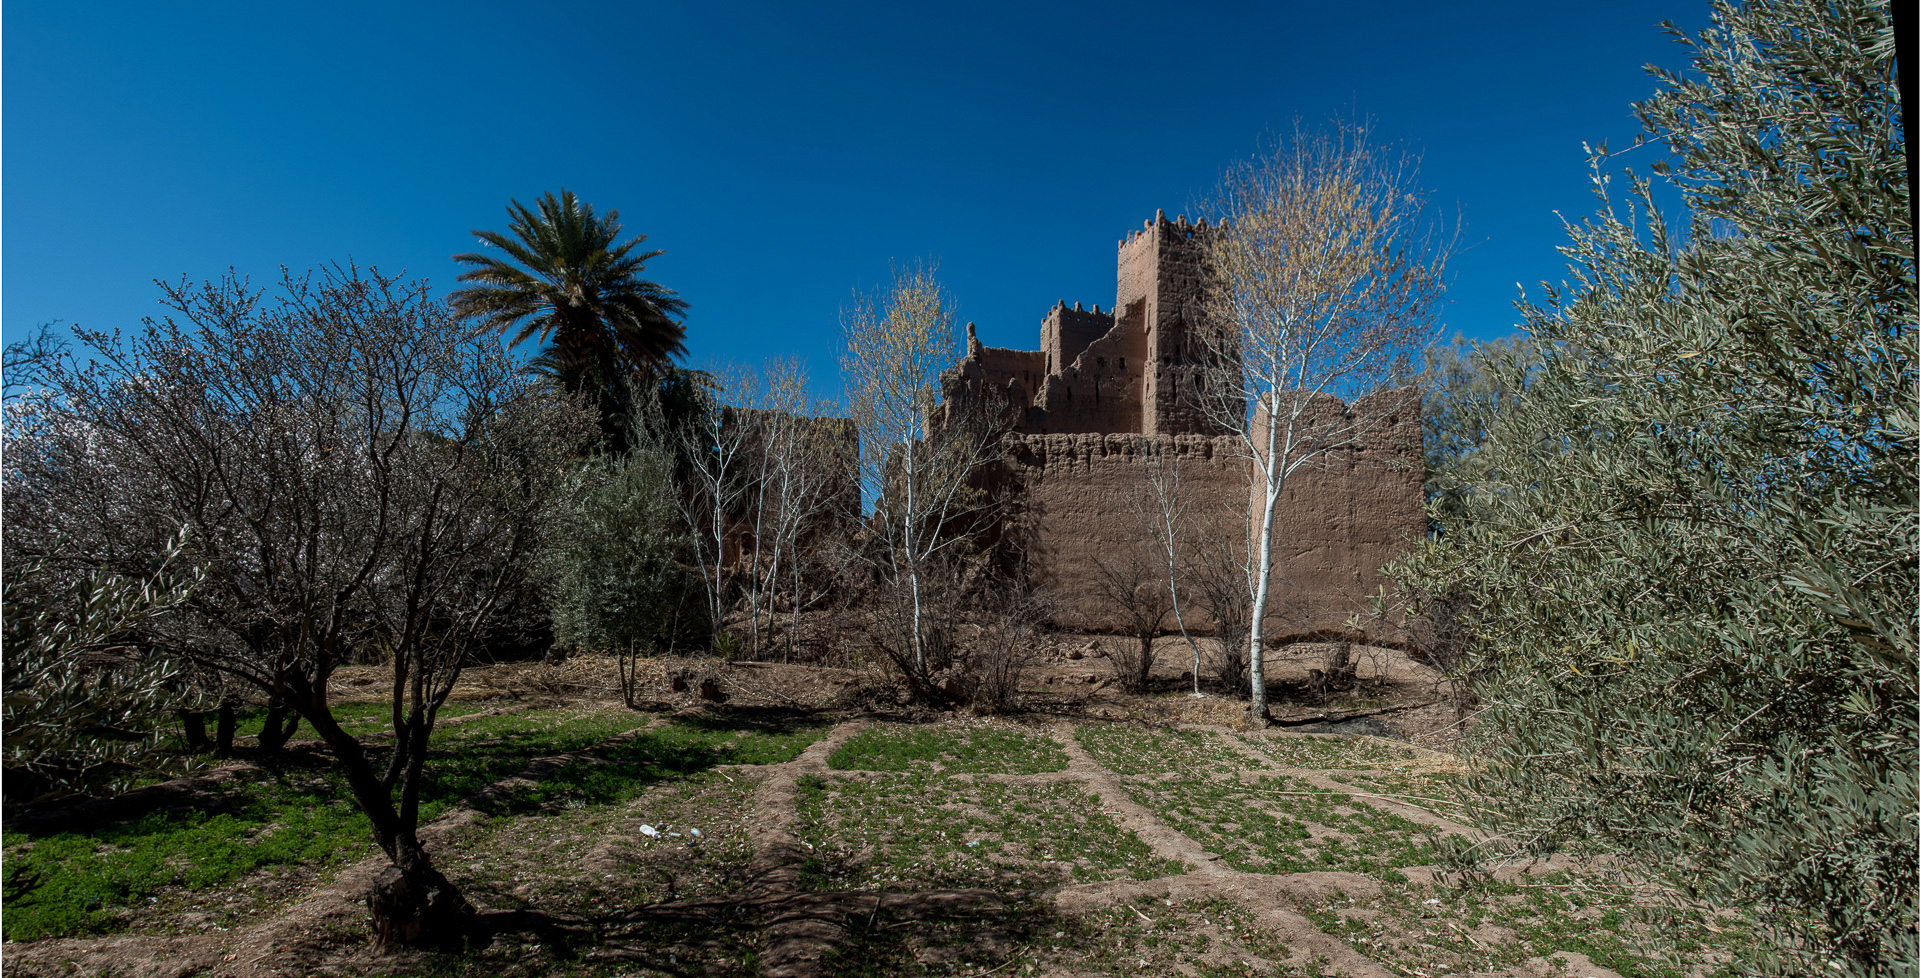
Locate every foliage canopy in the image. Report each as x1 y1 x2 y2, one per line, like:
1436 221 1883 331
1393 1 1914 972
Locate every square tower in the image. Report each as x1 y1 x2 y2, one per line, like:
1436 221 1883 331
1117 210 1219 436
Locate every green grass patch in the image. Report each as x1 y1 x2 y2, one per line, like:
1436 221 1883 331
1333 770 1478 824
796 770 1184 891
503 715 829 813
2 705 664 942
1 774 373 942
1074 724 1247 777
828 724 1068 775
1297 873 1760 978
1121 774 1440 877
1240 733 1429 770
445 769 765 916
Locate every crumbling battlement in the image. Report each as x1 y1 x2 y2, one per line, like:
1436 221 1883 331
945 209 1226 439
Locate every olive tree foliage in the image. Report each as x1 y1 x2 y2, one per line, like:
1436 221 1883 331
0 536 201 804
1391 1 1913 972
2 267 596 949
1415 335 1541 501
541 445 698 655
1195 124 1450 722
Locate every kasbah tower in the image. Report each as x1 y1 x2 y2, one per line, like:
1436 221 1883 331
941 210 1425 639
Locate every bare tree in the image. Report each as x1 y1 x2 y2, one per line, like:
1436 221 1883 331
1134 443 1208 696
1183 523 1256 695
960 579 1049 713
639 369 749 653
759 363 855 661
840 263 1005 694
3 267 595 949
1195 123 1449 723
1088 532 1175 694
728 366 783 657
727 359 851 659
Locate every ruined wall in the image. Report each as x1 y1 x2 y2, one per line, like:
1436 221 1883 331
962 323 1048 411
1028 319 1146 435
1039 302 1114 376
1244 388 1424 639
1003 433 1245 630
1004 388 1424 640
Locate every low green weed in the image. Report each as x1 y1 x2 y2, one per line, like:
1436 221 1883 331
1241 733 1426 770
1297 874 1760 978
796 771 1184 891
1075 724 1245 776
1121 774 1440 876
828 725 1068 775
506 717 828 812
1 775 372 941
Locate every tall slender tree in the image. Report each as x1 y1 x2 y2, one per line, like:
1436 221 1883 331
451 189 688 448
1194 123 1449 724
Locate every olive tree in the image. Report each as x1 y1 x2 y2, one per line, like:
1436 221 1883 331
3 266 595 950
0 536 201 803
1392 0 1913 971
541 445 698 656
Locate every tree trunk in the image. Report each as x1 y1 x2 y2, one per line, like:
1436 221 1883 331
214 703 236 756
178 709 210 752
1135 633 1155 692
301 693 477 952
257 700 300 752
368 836 474 952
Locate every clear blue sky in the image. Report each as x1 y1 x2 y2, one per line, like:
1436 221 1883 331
6 1 1700 401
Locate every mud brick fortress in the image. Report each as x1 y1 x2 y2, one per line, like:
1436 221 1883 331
943 211 1425 638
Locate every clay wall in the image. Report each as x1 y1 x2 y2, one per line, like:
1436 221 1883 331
1026 312 1147 434
1243 387 1424 639
1039 302 1115 376
1003 387 1423 640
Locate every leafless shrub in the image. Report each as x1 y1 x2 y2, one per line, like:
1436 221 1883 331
957 582 1049 714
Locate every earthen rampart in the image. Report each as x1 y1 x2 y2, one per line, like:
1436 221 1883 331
940 212 1426 645
1001 389 1423 638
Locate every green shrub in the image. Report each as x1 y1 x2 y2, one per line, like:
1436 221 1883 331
1 543 201 804
542 447 704 654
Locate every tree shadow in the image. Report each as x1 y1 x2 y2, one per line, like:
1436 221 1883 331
465 881 1058 977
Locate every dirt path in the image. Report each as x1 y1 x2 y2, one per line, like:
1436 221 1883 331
729 719 1473 977
1040 723 1410 978
1213 728 1481 839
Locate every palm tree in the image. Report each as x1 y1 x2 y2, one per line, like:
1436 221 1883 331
450 190 688 447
